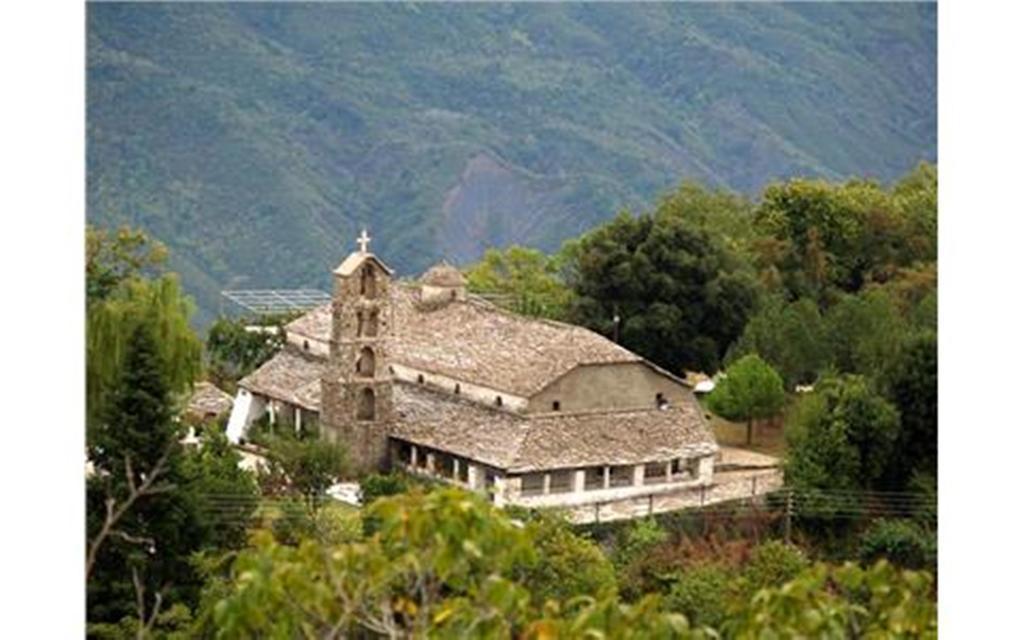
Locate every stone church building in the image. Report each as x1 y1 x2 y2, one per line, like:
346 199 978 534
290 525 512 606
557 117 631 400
231 234 719 510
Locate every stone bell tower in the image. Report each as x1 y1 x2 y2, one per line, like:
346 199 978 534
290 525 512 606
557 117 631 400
320 230 394 473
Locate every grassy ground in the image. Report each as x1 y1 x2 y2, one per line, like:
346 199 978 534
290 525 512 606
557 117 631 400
698 396 789 458
710 417 787 458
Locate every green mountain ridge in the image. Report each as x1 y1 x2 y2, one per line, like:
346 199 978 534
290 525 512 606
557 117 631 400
86 3 936 325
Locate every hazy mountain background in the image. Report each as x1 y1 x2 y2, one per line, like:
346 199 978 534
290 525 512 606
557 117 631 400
86 2 936 326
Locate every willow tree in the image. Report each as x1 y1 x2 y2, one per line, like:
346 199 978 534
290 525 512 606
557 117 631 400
86 227 202 429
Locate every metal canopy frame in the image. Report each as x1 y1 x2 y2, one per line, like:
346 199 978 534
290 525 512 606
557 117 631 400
221 289 331 315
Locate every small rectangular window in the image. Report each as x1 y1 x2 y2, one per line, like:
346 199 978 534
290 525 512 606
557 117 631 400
644 462 668 485
549 470 573 494
552 400 561 411
584 467 605 491
609 465 635 488
521 474 544 496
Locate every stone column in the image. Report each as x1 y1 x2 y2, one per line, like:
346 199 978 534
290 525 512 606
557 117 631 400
699 455 714 484
493 475 507 507
467 464 479 490
573 470 585 494
506 476 522 502
633 464 644 487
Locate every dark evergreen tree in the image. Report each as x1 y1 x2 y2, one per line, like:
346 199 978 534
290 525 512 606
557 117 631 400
882 331 938 488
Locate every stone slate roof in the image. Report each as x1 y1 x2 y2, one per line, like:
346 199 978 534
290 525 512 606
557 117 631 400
281 282 641 397
185 382 234 419
333 252 394 277
389 382 717 473
239 345 323 411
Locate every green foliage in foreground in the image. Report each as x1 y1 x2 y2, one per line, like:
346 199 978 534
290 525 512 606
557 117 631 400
199 488 936 638
722 561 936 639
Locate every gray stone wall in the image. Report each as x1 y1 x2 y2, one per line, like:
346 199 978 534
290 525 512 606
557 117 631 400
527 362 693 413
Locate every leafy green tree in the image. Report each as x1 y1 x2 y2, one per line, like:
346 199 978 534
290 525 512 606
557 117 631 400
206 488 538 637
723 561 937 638
707 354 786 445
260 434 348 513
825 287 909 376
86 234 257 631
785 375 901 500
202 488 709 638
86 225 168 302
752 168 937 305
569 208 759 374
726 296 830 388
205 315 286 390
87 275 202 429
464 245 574 319
882 331 938 487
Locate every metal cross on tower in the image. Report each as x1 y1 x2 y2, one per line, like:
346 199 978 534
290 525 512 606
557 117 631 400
357 229 371 254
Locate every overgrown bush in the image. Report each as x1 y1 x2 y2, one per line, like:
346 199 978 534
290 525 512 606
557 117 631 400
859 519 936 570
359 472 412 505
663 564 732 630
522 515 618 605
742 540 810 592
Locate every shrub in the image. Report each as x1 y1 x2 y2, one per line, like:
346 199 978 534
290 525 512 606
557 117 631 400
523 515 617 605
742 540 810 592
663 564 732 630
859 519 935 570
614 517 669 568
359 472 411 505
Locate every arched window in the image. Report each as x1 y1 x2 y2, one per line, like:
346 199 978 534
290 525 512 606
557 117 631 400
357 387 376 421
360 264 377 298
356 347 375 377
356 311 365 337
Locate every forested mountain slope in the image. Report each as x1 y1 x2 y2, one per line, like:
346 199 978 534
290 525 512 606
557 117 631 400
87 3 935 324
